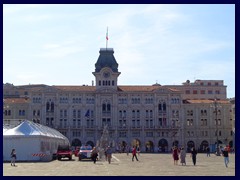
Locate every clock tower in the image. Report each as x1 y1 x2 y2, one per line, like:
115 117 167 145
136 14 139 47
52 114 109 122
93 48 121 90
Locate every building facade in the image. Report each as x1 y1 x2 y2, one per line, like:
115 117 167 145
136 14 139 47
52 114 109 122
3 48 234 152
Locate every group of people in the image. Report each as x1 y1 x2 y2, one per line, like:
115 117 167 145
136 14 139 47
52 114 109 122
90 146 113 164
172 146 198 166
172 145 230 168
90 145 140 164
9 145 231 168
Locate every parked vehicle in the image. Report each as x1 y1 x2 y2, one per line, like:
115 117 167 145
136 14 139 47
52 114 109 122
57 145 72 160
78 145 92 161
74 146 80 157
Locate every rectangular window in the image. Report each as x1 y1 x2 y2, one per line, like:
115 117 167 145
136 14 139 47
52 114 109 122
208 90 213 94
137 110 140 118
86 131 94 137
73 119 76 128
119 131 126 137
146 132 153 137
132 120 135 127
77 119 81 128
193 90 198 94
64 110 67 117
64 119 67 128
200 90 205 94
137 120 140 127
132 131 140 137
185 90 190 94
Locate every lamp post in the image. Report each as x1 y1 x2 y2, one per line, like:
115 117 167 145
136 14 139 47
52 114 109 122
212 98 221 156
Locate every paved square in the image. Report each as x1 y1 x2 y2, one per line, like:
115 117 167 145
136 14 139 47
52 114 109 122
3 153 235 176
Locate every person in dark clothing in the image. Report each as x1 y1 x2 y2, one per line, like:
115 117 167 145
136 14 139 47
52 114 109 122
91 147 98 164
10 149 16 166
172 146 179 165
206 146 210 157
132 146 139 161
105 146 112 164
190 147 197 166
222 147 229 167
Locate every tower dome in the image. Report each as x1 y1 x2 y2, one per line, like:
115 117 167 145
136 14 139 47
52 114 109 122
95 48 119 73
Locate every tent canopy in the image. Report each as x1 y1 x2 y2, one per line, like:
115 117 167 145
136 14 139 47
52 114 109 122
4 120 67 140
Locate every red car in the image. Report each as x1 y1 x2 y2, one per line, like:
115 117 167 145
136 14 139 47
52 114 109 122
74 147 80 157
56 145 73 160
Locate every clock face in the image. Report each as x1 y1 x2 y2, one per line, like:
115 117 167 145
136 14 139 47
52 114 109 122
103 72 110 78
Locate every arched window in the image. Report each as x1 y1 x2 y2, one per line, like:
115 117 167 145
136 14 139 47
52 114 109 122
158 104 162 111
73 110 76 118
46 102 50 111
102 104 106 111
132 110 135 118
107 104 111 111
51 102 54 112
163 103 166 111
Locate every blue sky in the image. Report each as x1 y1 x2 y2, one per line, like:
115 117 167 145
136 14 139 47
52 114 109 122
3 4 235 98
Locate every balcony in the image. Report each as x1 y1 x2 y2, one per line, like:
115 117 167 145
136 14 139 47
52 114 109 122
118 126 127 130
144 126 155 130
130 126 142 130
85 126 95 130
46 112 54 116
102 112 111 117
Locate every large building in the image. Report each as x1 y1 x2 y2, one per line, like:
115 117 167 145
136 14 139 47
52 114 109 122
3 48 234 152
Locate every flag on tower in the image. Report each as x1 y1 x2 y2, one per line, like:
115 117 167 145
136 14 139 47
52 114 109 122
106 27 108 40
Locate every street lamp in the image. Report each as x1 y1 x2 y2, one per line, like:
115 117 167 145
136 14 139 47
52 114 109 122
212 98 221 156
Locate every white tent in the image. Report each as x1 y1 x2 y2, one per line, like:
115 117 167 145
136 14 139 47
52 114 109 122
3 120 70 162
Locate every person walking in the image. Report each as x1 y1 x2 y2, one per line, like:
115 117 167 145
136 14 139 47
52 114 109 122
172 146 179 165
137 146 140 156
132 146 139 162
105 146 112 164
206 146 210 157
222 146 229 167
91 147 98 164
126 145 130 156
10 149 16 166
190 147 198 166
180 147 186 166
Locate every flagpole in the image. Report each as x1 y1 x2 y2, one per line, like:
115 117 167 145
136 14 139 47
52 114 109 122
106 27 108 50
